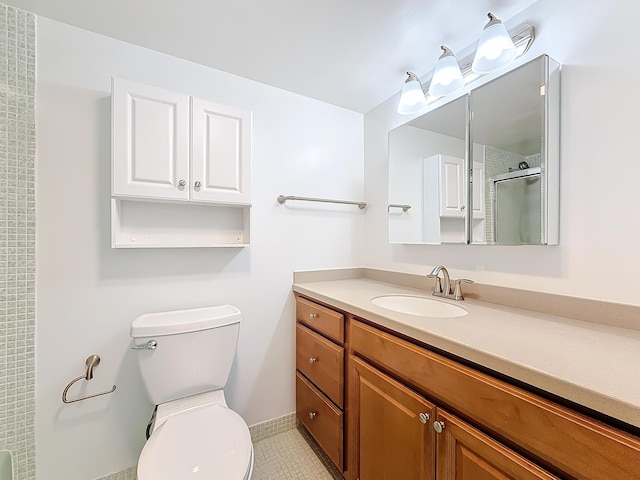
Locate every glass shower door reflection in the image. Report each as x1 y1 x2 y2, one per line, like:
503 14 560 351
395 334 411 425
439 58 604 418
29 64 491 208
494 170 542 245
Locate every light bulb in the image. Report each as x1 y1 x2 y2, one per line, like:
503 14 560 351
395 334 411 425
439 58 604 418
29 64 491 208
398 72 427 114
429 46 464 97
472 13 517 74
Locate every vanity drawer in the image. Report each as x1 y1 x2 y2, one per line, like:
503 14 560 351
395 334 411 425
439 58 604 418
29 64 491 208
350 319 640 480
296 296 344 343
296 372 343 471
296 324 344 408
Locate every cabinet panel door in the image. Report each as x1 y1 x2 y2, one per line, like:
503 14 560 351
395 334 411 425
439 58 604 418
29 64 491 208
296 324 344 408
349 355 436 480
472 161 485 219
436 410 557 480
112 78 190 200
439 155 464 217
191 99 252 204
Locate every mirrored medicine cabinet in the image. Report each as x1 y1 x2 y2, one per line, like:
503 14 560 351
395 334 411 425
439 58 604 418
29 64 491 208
388 54 560 245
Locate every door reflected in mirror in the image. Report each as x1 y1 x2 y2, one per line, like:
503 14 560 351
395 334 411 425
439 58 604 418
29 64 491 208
388 95 468 244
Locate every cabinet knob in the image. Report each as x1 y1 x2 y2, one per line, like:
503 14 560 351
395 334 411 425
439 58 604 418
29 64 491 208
461 205 466 210
433 421 445 433
309 313 318 320
178 180 186 187
419 412 430 424
194 181 202 188
309 357 318 364
309 412 317 420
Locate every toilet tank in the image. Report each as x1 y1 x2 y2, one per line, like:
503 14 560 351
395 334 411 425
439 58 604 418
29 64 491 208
131 305 241 405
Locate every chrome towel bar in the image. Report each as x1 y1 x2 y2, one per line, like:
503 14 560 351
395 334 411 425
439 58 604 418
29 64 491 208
277 195 366 209
388 203 411 212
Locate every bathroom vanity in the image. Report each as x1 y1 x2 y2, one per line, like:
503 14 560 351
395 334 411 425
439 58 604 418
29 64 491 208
293 269 640 480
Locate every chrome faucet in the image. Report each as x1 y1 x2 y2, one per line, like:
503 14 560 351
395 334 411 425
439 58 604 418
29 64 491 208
428 265 451 297
428 265 474 300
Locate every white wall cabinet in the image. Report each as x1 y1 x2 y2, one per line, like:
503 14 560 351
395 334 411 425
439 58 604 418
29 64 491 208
112 79 191 200
438 155 465 218
423 154 466 244
191 98 251 204
422 155 485 244
471 161 485 219
111 78 252 248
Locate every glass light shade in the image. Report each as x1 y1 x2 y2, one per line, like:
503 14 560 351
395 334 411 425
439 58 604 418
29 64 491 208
429 47 464 97
397 73 427 114
472 15 517 74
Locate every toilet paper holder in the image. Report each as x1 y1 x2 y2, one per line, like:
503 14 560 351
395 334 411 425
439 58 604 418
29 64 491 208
62 354 117 404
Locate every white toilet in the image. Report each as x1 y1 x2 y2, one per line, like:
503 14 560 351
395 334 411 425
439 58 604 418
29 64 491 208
131 305 253 479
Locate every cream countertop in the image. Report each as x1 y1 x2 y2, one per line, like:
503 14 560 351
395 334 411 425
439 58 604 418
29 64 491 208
293 276 640 429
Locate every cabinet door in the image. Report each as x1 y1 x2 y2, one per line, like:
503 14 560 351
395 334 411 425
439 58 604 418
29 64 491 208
439 155 465 217
349 355 436 480
435 410 558 480
191 98 252 204
112 78 190 200
472 161 485 219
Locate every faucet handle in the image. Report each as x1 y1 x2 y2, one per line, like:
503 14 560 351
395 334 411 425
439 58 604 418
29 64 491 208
452 279 474 301
434 276 443 294
427 273 443 294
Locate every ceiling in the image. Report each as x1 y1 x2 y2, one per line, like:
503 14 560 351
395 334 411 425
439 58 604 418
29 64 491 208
5 0 538 113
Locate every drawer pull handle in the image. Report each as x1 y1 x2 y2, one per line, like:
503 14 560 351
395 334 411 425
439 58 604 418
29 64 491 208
309 357 318 364
419 412 430 424
433 421 445 433
309 313 318 320
309 412 317 420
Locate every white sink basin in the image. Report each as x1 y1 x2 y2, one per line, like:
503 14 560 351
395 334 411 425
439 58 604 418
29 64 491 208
371 295 468 318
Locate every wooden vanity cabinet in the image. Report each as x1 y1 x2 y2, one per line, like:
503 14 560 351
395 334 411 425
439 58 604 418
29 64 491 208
434 409 558 480
349 355 436 480
349 354 557 480
295 295 346 473
349 318 640 480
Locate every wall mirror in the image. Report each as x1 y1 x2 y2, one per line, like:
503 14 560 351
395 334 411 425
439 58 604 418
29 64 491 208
470 54 560 245
387 54 560 246
388 95 468 244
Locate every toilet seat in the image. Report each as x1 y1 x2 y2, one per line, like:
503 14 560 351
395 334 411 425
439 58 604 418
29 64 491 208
138 404 253 479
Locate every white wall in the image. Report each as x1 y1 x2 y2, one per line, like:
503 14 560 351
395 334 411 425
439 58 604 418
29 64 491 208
388 126 465 243
35 18 364 480
364 0 640 306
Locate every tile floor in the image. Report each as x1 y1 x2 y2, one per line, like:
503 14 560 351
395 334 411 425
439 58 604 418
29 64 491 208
252 426 343 480
97 419 341 480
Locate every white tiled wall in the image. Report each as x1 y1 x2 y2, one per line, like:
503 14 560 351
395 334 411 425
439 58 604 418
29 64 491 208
0 4 36 479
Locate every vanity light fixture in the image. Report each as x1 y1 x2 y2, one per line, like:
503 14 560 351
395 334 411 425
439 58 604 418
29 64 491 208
429 46 464 97
472 13 517 74
397 19 535 114
397 72 427 114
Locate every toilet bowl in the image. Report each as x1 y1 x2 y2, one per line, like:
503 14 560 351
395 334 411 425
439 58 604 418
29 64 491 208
137 391 253 479
131 305 252 479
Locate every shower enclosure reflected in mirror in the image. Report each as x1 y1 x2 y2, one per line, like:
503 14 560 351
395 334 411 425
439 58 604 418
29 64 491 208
388 96 468 244
470 55 560 245
387 54 560 246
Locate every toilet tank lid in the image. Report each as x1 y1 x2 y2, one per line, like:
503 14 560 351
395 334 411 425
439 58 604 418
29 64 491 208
130 305 241 337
